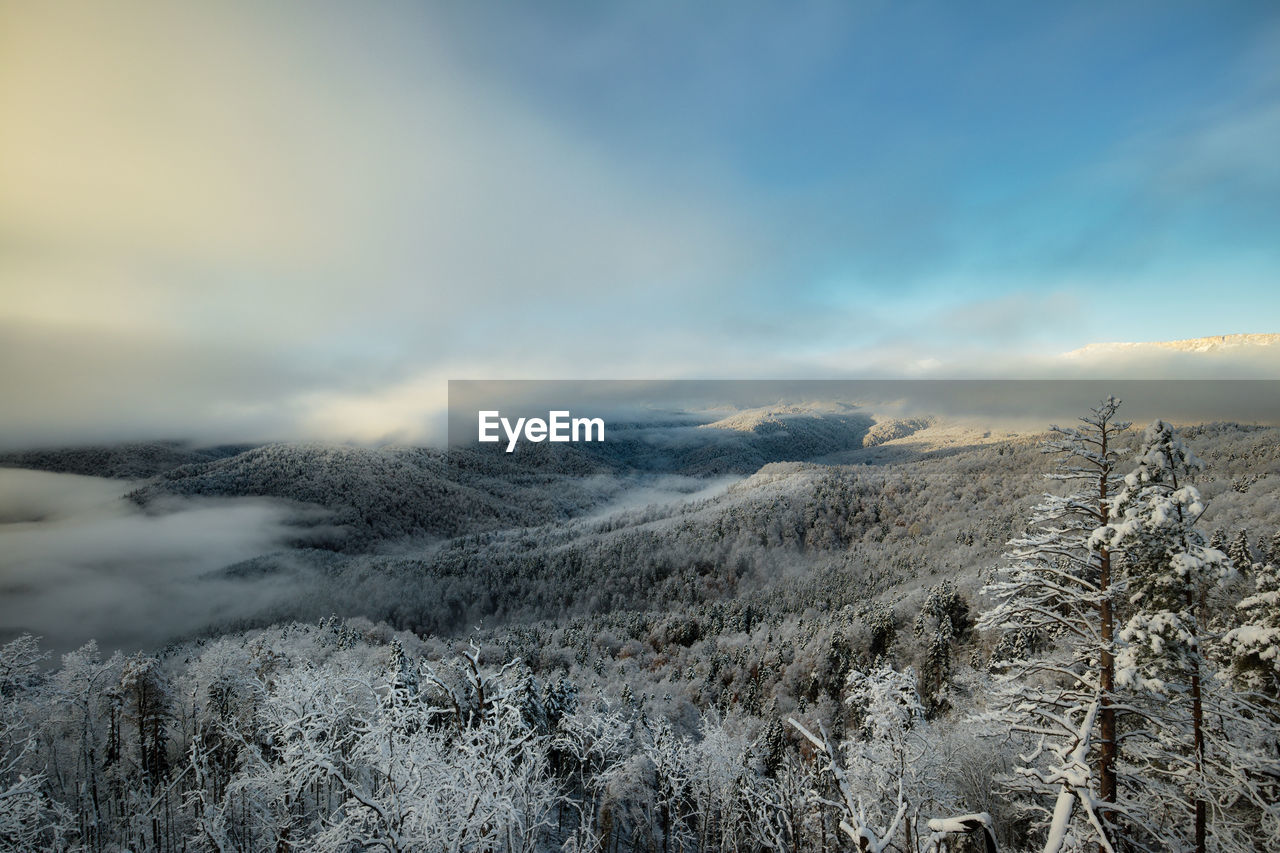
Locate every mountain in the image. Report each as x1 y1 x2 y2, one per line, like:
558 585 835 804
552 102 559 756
0 441 255 479
6 415 1278 853
1061 333 1280 360
207 419 1280 641
125 443 617 549
0 409 905 556
1045 333 1280 383
473 408 879 475
121 411 887 545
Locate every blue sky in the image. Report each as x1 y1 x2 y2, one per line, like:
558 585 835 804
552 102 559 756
434 2 1280 344
1 1 1278 443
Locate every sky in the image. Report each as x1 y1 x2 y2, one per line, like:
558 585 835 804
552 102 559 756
2 1 1279 445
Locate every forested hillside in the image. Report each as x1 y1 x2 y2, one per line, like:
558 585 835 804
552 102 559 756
2 407 1279 851
100 411 891 549
0 442 255 480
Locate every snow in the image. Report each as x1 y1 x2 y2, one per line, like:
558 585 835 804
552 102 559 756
926 811 993 832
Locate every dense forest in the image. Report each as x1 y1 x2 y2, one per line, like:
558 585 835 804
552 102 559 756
2 403 1279 851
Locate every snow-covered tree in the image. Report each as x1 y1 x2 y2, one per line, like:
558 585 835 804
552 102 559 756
1093 419 1247 852
788 711 909 853
1225 552 1280 696
215 643 560 853
789 664 949 851
0 636 70 852
915 580 970 713
978 397 1129 851
1228 529 1255 573
548 695 619 847
45 641 126 850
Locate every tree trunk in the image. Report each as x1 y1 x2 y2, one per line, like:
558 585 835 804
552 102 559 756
1098 546 1116 845
1183 582 1207 853
1097 435 1117 852
1190 633 1206 853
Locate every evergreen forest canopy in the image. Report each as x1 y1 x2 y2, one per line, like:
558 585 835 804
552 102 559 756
1 399 1279 851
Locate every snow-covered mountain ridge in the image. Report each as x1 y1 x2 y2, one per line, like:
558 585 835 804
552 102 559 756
1062 332 1280 358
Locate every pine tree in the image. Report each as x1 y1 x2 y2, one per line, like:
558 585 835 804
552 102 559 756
1096 420 1230 853
915 580 969 714
1228 530 1254 572
388 637 418 696
863 602 896 660
978 397 1129 852
1225 553 1280 696
1235 528 1280 697
758 715 787 778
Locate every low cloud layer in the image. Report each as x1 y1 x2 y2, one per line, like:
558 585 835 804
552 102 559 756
0 469 305 656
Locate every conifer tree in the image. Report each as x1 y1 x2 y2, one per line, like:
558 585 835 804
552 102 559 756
1228 530 1254 572
1094 420 1230 853
979 397 1129 851
1225 548 1280 697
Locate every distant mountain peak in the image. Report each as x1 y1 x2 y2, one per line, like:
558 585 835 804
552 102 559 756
1062 333 1280 358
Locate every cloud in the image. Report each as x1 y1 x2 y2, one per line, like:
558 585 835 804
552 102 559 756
0 1 769 445
0 320 339 446
1 3 1278 448
0 469 308 655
